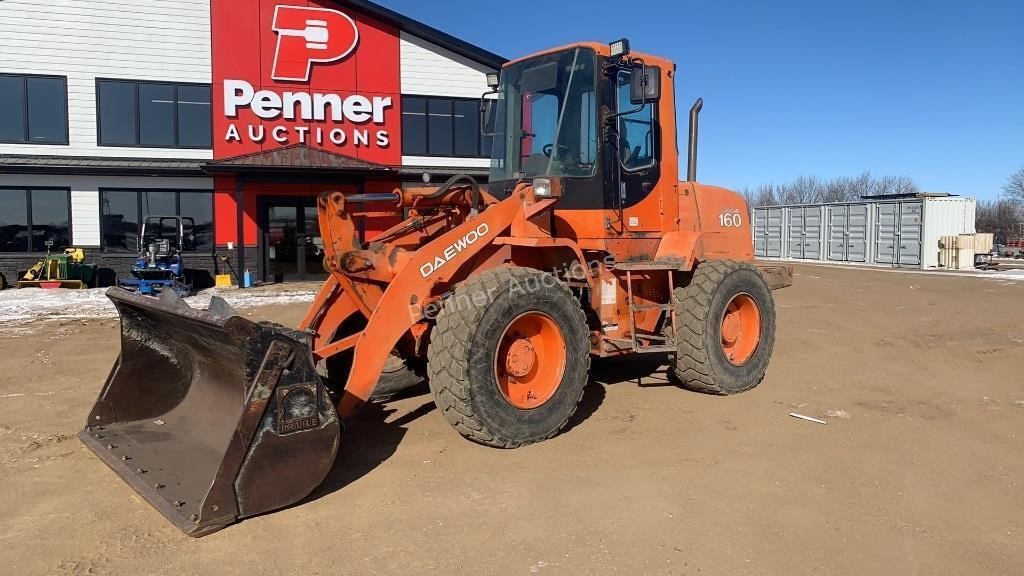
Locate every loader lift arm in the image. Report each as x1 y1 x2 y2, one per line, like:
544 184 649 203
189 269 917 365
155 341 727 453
302 184 548 417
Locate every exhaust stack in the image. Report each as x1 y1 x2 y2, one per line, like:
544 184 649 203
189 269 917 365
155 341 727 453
686 97 703 182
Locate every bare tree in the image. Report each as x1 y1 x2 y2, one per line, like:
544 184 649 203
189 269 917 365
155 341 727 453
976 198 1022 242
778 176 819 204
745 173 922 207
754 184 778 206
876 174 920 196
818 176 851 203
849 171 875 198
1004 166 1024 204
743 184 780 207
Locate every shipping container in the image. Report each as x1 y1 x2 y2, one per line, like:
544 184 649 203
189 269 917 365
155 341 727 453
752 194 976 270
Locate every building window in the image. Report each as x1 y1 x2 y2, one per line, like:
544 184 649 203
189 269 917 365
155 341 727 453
0 74 68 145
401 96 491 158
101 189 213 252
0 188 71 252
97 80 212 148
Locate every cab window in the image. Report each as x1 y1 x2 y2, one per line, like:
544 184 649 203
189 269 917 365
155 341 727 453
579 89 597 164
616 70 656 170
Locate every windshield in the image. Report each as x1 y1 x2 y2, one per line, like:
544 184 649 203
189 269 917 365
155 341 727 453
489 48 598 182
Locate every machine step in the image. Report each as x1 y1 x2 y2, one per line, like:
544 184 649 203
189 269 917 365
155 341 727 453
603 336 674 353
614 258 687 271
629 303 675 312
634 344 676 354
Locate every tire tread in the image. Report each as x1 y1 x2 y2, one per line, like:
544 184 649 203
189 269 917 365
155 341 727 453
427 267 590 448
671 260 774 395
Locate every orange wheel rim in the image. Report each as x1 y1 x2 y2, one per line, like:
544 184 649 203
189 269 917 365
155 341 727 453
495 312 566 409
720 293 761 365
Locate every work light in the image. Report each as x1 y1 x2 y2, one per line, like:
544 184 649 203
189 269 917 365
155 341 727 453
609 38 630 57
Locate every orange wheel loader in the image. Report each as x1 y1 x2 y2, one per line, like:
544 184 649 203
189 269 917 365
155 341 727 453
79 39 792 536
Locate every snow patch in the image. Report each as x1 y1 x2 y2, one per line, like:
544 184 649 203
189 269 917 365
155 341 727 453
0 286 317 331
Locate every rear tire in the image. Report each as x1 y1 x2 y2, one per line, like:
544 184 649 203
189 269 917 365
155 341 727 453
671 260 776 395
427 267 591 448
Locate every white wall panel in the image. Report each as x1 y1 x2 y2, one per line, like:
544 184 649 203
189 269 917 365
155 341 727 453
401 156 490 169
400 31 494 98
71 190 102 246
922 197 976 269
0 0 212 159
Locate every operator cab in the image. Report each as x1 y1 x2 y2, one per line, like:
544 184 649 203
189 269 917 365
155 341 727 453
483 40 665 220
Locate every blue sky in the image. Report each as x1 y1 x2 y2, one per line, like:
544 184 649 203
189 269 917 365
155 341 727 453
379 0 1023 200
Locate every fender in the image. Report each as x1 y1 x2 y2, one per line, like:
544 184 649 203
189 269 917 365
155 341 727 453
492 236 590 277
654 230 704 271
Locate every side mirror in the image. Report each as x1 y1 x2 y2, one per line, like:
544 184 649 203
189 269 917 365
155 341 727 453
480 97 497 136
630 64 661 105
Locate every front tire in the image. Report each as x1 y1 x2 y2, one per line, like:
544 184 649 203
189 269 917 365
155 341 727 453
370 355 426 401
672 260 776 395
427 267 591 448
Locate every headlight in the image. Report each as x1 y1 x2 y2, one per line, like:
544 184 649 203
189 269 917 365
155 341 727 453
533 178 553 197
531 178 562 199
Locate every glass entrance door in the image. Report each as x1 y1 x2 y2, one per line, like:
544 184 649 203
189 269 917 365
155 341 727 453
263 200 327 282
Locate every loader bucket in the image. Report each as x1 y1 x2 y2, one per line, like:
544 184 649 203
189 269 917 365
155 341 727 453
79 288 340 537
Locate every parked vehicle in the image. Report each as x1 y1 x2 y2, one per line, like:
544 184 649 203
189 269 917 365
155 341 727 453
117 216 195 296
80 39 792 536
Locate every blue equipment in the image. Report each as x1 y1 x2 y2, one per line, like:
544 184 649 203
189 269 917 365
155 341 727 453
119 216 195 296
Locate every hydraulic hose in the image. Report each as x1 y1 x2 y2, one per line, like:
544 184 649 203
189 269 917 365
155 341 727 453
422 173 482 214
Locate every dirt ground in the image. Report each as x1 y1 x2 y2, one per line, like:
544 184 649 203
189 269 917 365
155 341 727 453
1 264 1021 576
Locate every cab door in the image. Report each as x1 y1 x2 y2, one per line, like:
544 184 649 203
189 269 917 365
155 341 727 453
614 68 661 233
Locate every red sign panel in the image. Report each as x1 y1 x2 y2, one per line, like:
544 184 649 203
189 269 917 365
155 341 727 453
211 0 401 164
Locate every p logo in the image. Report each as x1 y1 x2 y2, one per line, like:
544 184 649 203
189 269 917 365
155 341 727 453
271 5 359 82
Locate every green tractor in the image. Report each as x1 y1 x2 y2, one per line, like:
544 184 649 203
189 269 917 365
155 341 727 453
17 244 97 289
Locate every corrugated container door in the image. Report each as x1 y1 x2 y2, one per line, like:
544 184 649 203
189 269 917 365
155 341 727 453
753 208 768 257
898 201 923 266
846 203 869 262
787 208 805 258
874 203 897 264
827 205 848 261
803 207 823 259
767 207 784 257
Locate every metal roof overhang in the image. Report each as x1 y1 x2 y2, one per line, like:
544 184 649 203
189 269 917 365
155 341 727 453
0 154 206 177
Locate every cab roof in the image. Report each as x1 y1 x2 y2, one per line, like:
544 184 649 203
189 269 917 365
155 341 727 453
504 42 674 71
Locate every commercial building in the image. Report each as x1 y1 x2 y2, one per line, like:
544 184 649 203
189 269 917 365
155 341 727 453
751 194 977 269
0 0 504 285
